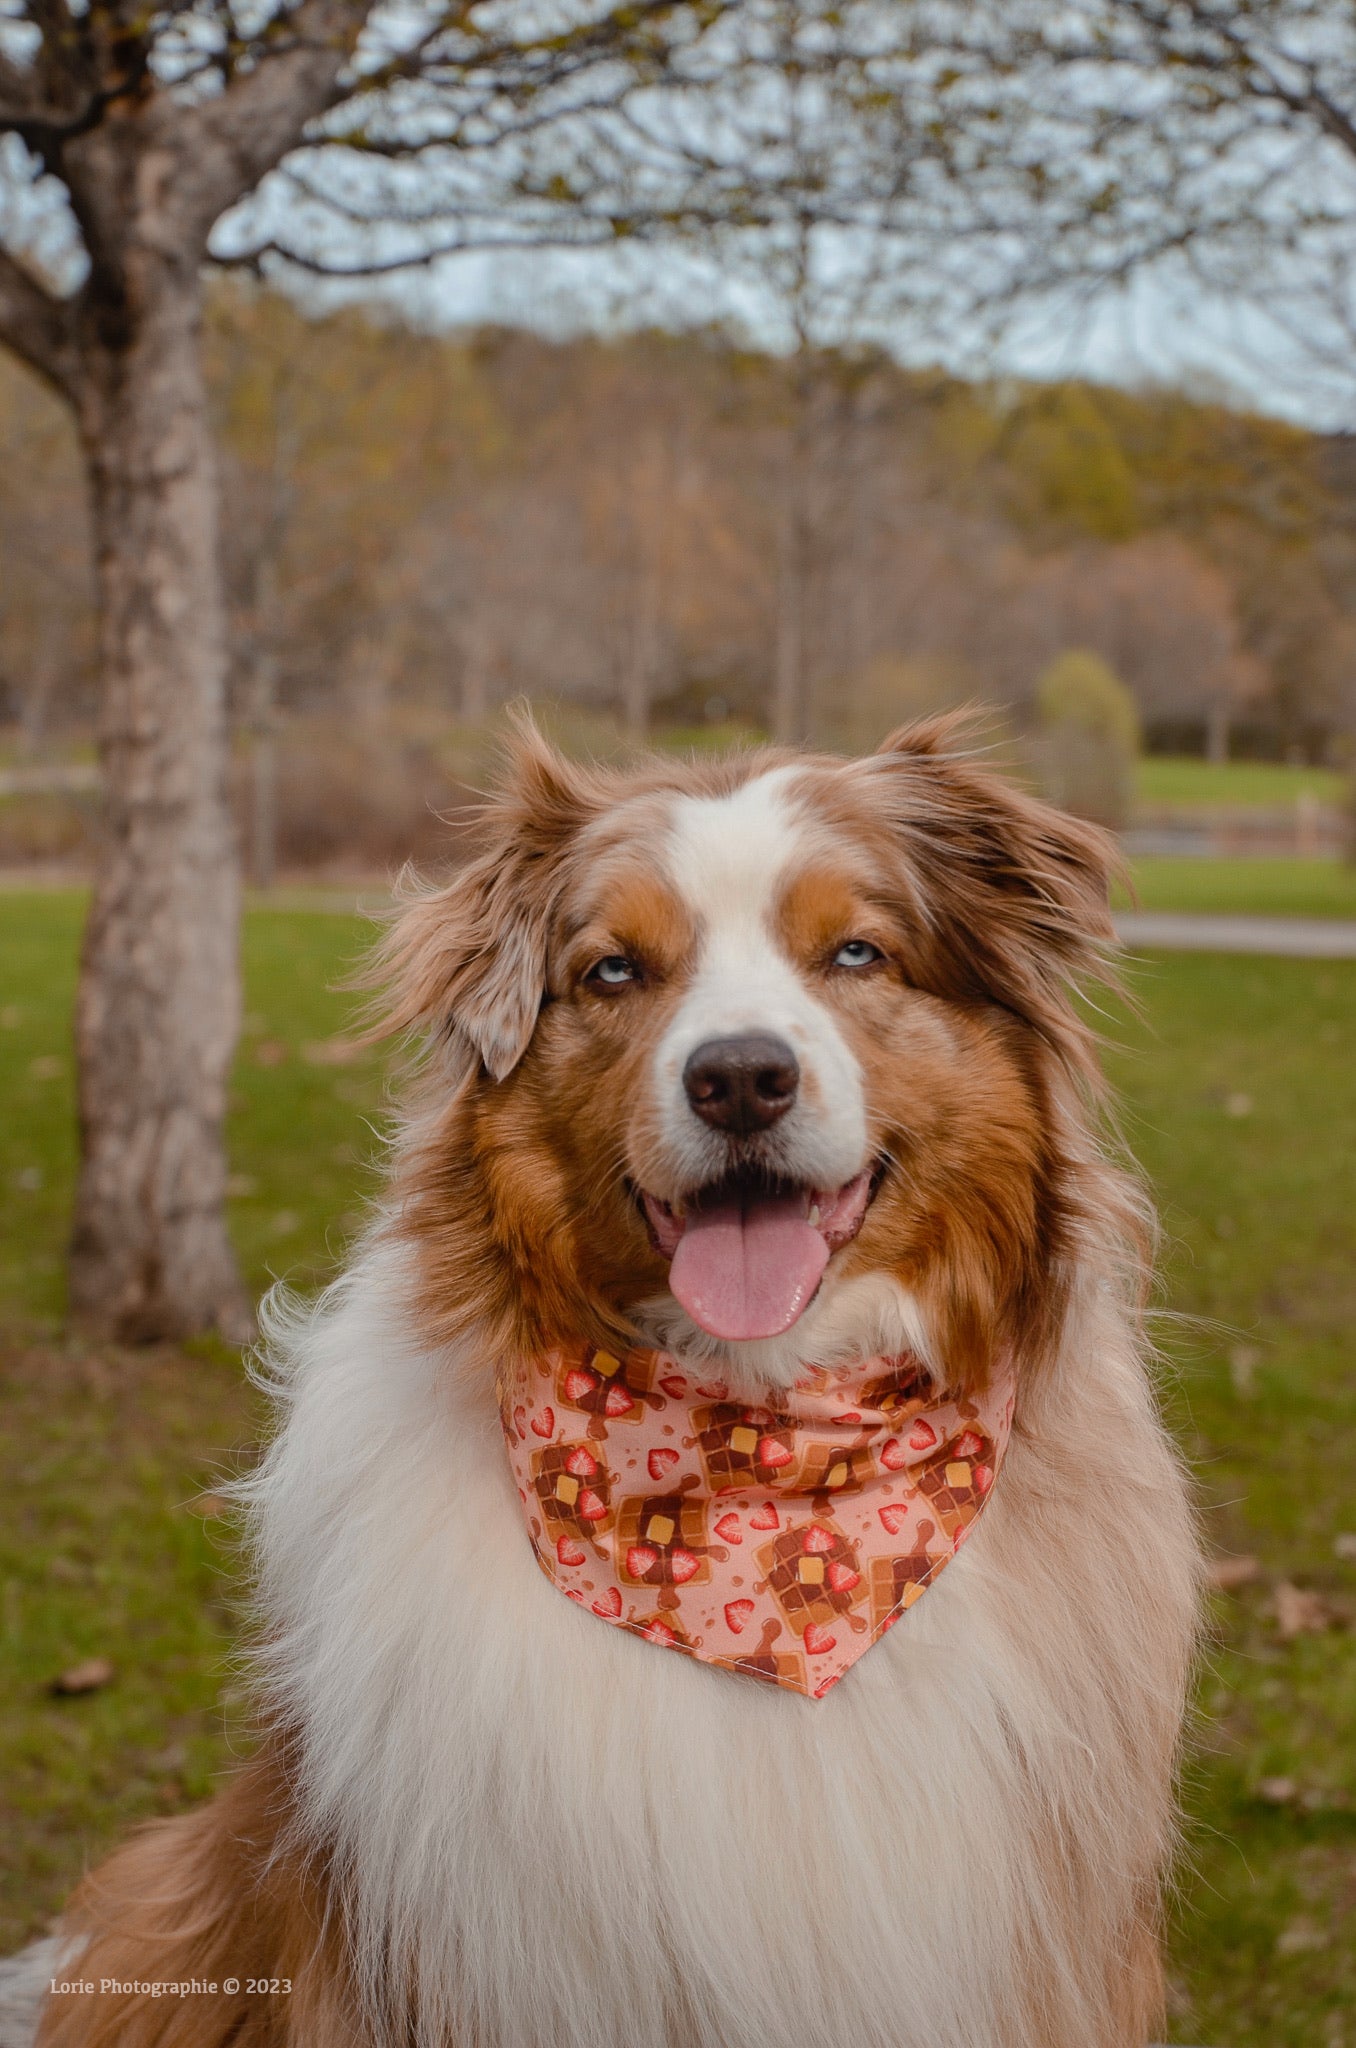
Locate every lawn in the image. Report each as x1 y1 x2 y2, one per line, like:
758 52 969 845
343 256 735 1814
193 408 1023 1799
1123 856 1356 922
2 893 1354 2048
1136 756 1346 810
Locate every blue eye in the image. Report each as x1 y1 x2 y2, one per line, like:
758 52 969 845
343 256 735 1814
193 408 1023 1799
834 940 882 969
589 955 638 988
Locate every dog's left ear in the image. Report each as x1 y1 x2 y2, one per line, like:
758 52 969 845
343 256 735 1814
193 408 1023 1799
373 718 605 1080
863 713 1123 1085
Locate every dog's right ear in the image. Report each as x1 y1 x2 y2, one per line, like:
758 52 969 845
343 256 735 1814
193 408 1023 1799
371 720 604 1081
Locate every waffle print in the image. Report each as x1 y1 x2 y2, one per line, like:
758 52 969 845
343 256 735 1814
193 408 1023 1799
757 1518 870 1641
868 1520 946 1629
553 1342 660 1427
693 1401 876 1498
912 1422 997 1540
531 1440 614 1543
501 1344 1015 1701
617 1490 713 1594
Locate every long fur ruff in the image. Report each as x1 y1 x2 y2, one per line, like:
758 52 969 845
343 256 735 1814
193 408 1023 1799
36 722 1201 2048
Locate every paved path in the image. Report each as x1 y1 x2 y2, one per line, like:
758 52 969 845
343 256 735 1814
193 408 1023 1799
1115 911 1356 959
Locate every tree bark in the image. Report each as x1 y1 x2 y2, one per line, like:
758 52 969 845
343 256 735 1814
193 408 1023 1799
621 564 659 739
773 484 808 744
68 284 250 1342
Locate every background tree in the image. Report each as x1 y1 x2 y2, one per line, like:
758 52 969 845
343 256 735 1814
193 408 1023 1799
947 2 1356 418
0 0 975 1339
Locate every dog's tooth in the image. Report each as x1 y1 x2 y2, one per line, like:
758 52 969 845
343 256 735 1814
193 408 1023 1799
809 1204 822 1229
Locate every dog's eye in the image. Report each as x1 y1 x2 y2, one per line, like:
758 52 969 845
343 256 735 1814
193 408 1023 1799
834 940 882 969
587 955 639 990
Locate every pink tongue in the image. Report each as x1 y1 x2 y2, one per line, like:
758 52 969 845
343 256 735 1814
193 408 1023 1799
669 1191 830 1341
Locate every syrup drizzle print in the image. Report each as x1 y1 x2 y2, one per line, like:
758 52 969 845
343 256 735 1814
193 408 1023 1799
502 1342 1016 1701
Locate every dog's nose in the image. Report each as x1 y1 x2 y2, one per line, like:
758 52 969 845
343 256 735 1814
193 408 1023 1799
683 1033 800 1135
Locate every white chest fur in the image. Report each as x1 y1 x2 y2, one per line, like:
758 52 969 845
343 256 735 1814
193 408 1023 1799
246 1246 1194 2048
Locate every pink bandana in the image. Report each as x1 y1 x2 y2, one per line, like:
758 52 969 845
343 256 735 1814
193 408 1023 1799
502 1341 1015 1700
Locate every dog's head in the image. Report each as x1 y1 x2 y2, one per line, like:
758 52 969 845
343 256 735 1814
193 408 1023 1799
379 715 1123 1391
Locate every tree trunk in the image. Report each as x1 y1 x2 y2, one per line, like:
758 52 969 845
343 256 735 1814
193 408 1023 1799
1205 699 1230 765
622 565 659 739
69 287 250 1342
773 486 808 744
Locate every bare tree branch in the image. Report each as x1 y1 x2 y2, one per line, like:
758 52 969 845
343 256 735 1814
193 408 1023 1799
0 241 76 395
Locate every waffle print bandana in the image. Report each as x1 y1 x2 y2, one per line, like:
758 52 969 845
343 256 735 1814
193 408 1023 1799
501 1340 1015 1701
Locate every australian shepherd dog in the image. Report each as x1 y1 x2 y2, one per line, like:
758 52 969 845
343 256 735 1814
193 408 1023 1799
37 717 1199 2048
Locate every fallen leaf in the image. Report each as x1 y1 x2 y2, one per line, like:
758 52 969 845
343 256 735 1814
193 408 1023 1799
1275 1916 1329 1957
270 1210 299 1237
252 1039 288 1067
13 1167 42 1192
1224 1091 1254 1118
1228 1344 1260 1397
1274 1581 1332 1639
29 1055 63 1081
225 1173 258 1198
1208 1553 1261 1591
189 1491 230 1519
302 1037 361 1066
51 1657 115 1696
1256 1776 1297 1805
1334 1533 1356 1563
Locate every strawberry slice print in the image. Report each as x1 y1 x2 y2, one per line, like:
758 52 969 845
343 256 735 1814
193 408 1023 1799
577 1488 608 1522
669 1548 700 1584
748 1502 780 1531
802 1524 835 1555
953 1429 984 1459
827 1561 861 1593
724 1599 756 1634
530 1407 555 1439
592 1587 623 1619
659 1375 688 1399
756 1436 793 1469
556 1536 586 1567
563 1369 598 1402
714 1512 743 1544
643 1619 676 1646
974 1463 994 1494
803 1624 837 1656
564 1446 598 1478
604 1382 636 1418
878 1503 910 1536
908 1419 937 1451
626 1545 659 1578
879 1437 906 1472
648 1448 680 1481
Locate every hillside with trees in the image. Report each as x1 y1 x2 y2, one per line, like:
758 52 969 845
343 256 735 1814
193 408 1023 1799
3 284 1354 867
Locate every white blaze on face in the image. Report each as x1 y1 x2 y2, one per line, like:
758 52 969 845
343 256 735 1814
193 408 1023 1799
654 768 867 1197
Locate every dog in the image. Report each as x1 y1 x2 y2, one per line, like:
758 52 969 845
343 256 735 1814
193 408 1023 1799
37 716 1200 2048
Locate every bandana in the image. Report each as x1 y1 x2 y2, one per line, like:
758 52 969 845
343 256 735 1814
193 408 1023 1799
501 1341 1015 1701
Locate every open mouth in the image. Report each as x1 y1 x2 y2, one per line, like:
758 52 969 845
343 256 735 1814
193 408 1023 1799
637 1167 879 1344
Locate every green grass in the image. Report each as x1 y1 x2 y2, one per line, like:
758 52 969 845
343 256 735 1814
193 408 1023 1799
2 896 1355 2047
1137 756 1346 810
1123 856 1356 922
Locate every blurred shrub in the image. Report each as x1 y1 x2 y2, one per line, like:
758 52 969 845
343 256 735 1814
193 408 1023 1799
0 792 95 863
233 724 464 875
1030 648 1139 829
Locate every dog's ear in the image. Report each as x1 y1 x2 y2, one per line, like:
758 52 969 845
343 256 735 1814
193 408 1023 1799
862 712 1123 1086
373 718 605 1080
